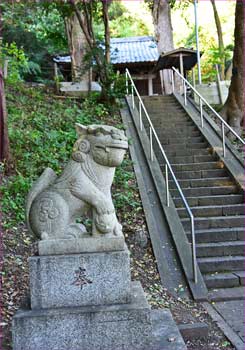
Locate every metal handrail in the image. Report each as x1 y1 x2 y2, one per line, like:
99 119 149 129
125 68 197 284
171 67 245 158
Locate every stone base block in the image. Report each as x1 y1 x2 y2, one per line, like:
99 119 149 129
12 283 186 350
60 81 101 96
38 234 125 255
13 282 152 350
29 247 130 309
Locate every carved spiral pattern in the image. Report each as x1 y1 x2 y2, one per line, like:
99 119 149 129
78 139 90 153
72 151 84 162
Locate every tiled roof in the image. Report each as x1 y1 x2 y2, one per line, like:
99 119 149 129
54 36 159 65
110 36 158 64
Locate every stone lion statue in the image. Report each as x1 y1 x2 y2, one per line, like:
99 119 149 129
26 124 128 240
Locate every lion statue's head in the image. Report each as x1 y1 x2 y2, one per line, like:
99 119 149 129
72 124 128 167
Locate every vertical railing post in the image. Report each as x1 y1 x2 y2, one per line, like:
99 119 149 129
171 70 175 93
191 216 197 283
139 101 142 131
126 71 128 95
165 164 170 207
184 82 187 106
200 98 203 128
222 123 226 157
131 84 135 109
150 127 153 162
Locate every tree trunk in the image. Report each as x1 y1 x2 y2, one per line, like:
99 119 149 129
0 7 10 167
70 0 114 103
0 69 10 165
221 0 244 136
102 0 110 65
65 12 90 83
152 0 174 95
210 0 225 80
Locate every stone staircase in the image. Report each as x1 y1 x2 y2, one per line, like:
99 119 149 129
142 95 245 302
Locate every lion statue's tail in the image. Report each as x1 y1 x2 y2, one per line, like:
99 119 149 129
26 167 57 238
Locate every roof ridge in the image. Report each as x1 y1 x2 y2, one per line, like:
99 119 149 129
111 36 155 43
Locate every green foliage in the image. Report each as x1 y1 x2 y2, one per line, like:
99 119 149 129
94 2 150 39
2 2 67 82
113 159 141 211
182 25 233 82
2 79 138 231
2 83 112 229
1 42 28 84
173 2 236 83
2 81 138 233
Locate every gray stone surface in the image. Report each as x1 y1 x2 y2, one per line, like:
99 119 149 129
26 124 128 242
38 233 125 255
13 283 187 350
60 81 102 96
13 282 153 350
178 322 209 340
29 247 131 309
214 300 245 343
151 309 187 350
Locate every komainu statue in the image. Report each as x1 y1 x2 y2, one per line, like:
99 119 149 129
26 124 128 240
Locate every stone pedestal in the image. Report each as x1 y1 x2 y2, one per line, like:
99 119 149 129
12 236 186 350
13 282 152 350
29 248 130 309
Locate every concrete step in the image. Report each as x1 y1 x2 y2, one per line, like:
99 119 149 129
177 204 244 218
168 154 217 164
174 194 243 208
204 272 241 289
169 177 232 189
161 136 205 146
233 271 245 285
171 185 238 198
152 121 194 128
196 241 245 258
163 142 208 153
208 286 245 301
156 125 198 133
174 169 227 180
144 106 184 112
146 101 177 105
147 101 182 106
163 148 211 158
186 227 244 243
144 102 181 108
171 161 222 172
149 109 186 115
143 97 177 103
198 256 244 273
182 215 244 230
159 130 201 138
150 115 189 123
145 99 181 103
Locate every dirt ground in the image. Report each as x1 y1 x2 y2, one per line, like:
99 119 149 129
1 189 234 350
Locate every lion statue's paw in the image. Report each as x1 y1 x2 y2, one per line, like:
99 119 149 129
65 223 87 239
94 213 116 234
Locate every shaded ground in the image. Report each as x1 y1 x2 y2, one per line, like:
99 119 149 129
0 84 235 349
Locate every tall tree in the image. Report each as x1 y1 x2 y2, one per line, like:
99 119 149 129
0 7 10 166
102 0 110 65
151 0 174 94
65 12 90 82
69 0 113 102
210 0 225 80
221 0 244 135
